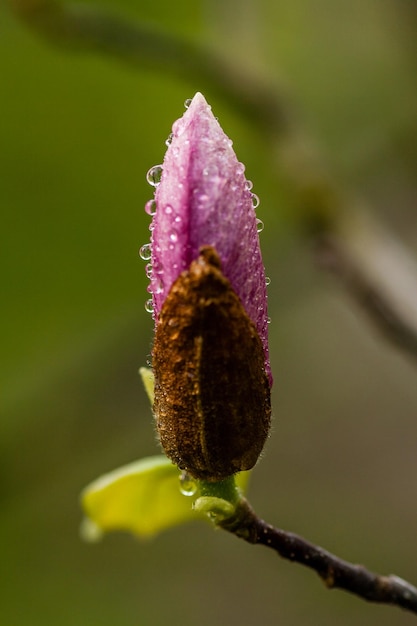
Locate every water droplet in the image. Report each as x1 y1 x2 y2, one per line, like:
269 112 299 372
169 231 178 243
203 165 218 178
179 471 197 496
265 276 271 286
251 193 260 209
139 243 152 260
164 204 173 215
256 218 264 233
246 180 253 191
174 215 182 224
165 132 173 146
154 277 164 294
184 98 192 109
145 199 157 216
267 317 272 324
145 263 153 279
145 298 154 314
146 165 163 187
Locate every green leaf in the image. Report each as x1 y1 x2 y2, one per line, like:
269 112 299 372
81 456 199 540
80 455 250 540
139 367 155 405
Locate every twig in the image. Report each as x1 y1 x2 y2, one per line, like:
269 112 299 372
9 0 290 136
219 498 417 615
315 230 417 363
9 0 417 363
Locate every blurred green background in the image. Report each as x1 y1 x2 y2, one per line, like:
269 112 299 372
1 0 416 624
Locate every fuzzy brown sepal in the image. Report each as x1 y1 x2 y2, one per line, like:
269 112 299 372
152 246 271 481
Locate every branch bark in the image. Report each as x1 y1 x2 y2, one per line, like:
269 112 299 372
315 218 417 364
219 498 417 615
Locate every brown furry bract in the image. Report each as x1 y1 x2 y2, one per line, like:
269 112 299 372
152 246 271 481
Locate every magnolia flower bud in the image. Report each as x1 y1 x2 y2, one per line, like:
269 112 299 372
144 93 272 480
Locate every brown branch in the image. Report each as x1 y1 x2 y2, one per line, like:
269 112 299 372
219 498 417 615
315 230 417 363
9 0 417 363
8 0 290 136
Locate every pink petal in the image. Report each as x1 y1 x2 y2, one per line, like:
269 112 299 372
146 93 272 385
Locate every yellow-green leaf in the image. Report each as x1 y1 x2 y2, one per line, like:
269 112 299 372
80 455 250 540
81 456 199 539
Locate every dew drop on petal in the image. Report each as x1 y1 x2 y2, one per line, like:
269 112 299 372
267 317 272 324
154 276 164 294
203 164 218 178
146 165 163 187
145 298 154 314
246 180 253 191
145 263 153 279
184 98 193 109
165 132 173 146
256 218 264 233
251 193 260 209
169 231 178 243
236 162 245 176
179 471 197 496
145 199 157 216
139 243 152 260
164 204 173 215
265 276 271 286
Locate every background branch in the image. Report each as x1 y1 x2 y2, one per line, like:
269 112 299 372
219 498 417 616
9 0 417 365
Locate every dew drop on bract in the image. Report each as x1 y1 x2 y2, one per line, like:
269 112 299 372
145 263 153 279
139 243 152 260
145 298 154 314
256 218 264 233
246 180 253 191
265 276 271 286
145 199 157 216
146 165 163 187
179 472 197 496
165 132 174 147
184 98 192 109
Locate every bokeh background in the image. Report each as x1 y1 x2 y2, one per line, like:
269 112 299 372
1 0 416 624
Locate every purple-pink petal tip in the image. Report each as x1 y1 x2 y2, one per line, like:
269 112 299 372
145 92 272 386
